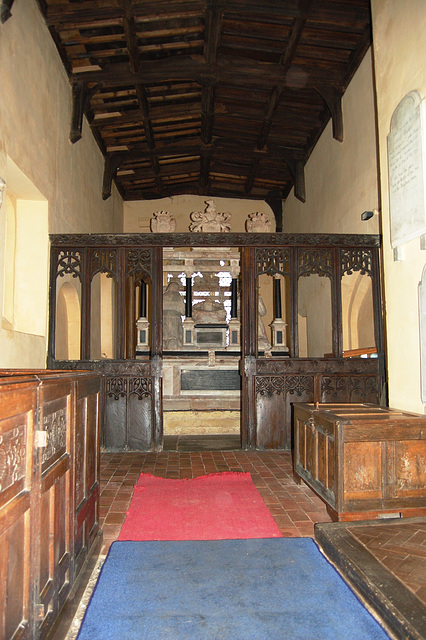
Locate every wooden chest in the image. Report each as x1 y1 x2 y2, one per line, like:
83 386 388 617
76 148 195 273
293 403 426 521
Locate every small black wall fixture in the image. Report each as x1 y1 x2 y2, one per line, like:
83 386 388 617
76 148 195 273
1 0 15 24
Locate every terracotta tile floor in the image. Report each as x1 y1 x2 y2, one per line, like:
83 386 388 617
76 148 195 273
99 449 332 554
62 446 424 640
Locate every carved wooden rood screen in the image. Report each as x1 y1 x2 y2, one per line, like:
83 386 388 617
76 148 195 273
48 232 385 451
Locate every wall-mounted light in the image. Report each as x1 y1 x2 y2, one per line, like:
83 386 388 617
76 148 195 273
361 209 379 221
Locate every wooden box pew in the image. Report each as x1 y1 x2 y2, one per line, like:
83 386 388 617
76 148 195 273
0 370 101 640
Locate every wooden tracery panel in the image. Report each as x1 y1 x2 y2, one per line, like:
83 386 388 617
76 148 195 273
49 233 384 452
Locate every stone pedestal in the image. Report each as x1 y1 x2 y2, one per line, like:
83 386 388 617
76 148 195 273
136 317 150 349
227 318 241 350
182 317 195 347
270 318 289 352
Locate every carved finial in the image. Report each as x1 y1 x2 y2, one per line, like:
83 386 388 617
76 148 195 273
189 199 232 232
246 211 272 233
150 210 177 232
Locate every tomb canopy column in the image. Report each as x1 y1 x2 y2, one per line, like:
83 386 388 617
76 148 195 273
228 258 241 350
270 274 289 353
136 279 150 350
183 259 195 347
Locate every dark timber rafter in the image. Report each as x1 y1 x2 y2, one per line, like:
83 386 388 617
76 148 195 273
69 56 341 91
315 86 344 143
38 0 372 202
199 0 223 190
199 151 211 192
287 159 306 204
120 0 162 193
257 0 313 151
102 155 122 200
246 0 313 209
265 190 283 233
70 82 101 143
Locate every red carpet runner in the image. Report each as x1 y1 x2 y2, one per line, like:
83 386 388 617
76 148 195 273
118 472 282 540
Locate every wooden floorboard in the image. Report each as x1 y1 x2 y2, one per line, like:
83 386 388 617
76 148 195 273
315 518 426 640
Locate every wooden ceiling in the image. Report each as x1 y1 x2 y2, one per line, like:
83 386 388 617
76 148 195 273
37 0 372 203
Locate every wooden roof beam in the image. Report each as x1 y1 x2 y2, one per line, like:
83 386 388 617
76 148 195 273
135 84 156 150
204 0 223 65
201 81 215 144
119 0 161 184
103 151 166 199
253 0 313 199
315 85 344 142
200 0 223 145
265 190 283 232
287 158 306 203
256 87 282 150
279 0 313 69
102 154 121 200
69 56 341 89
121 0 140 74
100 138 297 170
199 153 211 190
244 157 260 196
70 81 101 143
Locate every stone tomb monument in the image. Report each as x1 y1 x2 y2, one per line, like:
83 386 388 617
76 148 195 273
161 246 241 435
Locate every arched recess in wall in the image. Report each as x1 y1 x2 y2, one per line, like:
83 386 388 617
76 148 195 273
2 157 49 338
55 281 81 360
341 271 375 352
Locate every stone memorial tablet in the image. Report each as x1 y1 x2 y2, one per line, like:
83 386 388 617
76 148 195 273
181 369 241 391
387 90 426 248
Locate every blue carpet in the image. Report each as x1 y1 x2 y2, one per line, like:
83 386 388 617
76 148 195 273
77 538 390 640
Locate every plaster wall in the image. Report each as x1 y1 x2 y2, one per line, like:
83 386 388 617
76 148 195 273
123 194 275 233
0 0 123 368
371 0 426 413
282 49 380 235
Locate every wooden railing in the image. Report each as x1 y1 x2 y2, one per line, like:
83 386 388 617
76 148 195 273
0 370 101 640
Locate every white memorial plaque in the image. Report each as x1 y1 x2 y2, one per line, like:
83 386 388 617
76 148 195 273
388 90 426 248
